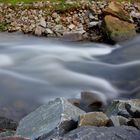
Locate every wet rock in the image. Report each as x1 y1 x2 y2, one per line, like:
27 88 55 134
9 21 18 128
16 98 85 140
78 112 109 127
106 99 140 118
125 101 140 118
128 118 140 130
0 136 30 140
63 126 140 140
68 98 81 108
0 131 15 138
103 1 130 21
109 115 129 126
106 100 130 117
80 91 107 111
0 117 18 131
104 15 136 42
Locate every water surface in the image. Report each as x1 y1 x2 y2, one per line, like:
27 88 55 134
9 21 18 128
0 32 140 121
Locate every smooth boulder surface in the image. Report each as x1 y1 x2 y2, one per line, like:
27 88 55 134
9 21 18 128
78 112 109 127
103 1 130 21
62 126 140 140
16 98 85 140
104 15 136 42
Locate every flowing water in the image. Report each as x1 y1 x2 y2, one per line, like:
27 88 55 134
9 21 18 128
0 32 140 121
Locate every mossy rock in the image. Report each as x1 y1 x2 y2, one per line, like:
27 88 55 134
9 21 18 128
103 1 130 22
104 15 136 42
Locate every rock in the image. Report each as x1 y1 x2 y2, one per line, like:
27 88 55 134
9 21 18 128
39 18 46 28
0 136 30 140
53 25 66 35
128 118 140 130
104 15 136 42
103 1 130 22
0 117 18 131
109 115 129 126
63 126 140 140
16 98 85 140
34 26 45 36
0 131 15 138
45 28 53 35
78 112 109 127
80 91 107 111
106 99 140 118
106 100 129 117
125 101 140 118
68 98 81 108
62 32 83 41
88 21 100 28
68 24 75 30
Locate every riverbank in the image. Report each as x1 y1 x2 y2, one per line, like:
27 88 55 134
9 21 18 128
0 0 140 43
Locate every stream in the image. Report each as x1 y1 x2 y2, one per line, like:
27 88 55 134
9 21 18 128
0 32 140 121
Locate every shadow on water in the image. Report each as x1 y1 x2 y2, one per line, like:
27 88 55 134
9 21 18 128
0 32 140 121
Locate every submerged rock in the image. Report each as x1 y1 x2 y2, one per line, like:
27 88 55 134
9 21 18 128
78 112 109 127
104 15 136 42
80 91 106 111
16 98 85 140
62 126 140 140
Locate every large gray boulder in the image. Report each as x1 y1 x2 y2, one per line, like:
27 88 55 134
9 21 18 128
16 98 85 140
62 126 140 140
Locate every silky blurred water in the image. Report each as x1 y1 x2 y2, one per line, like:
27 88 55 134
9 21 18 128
0 32 140 121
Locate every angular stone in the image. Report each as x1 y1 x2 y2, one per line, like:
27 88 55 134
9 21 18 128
0 136 30 140
0 117 18 131
106 100 130 117
39 18 46 28
63 126 140 140
104 15 136 42
125 101 140 118
16 98 85 140
68 24 75 30
103 1 130 21
106 99 140 118
109 115 129 126
128 118 140 130
34 26 45 36
78 112 109 127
